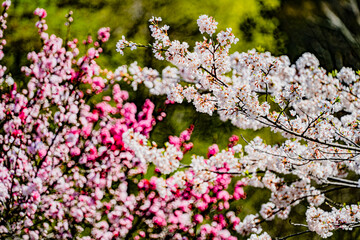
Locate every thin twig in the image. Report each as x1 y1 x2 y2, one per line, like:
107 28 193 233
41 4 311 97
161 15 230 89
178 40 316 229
276 230 312 240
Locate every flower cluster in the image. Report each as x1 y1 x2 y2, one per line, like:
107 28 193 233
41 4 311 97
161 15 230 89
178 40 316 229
2 1 360 238
0 0 10 61
306 205 360 238
197 15 218 36
118 15 360 239
0 4 253 240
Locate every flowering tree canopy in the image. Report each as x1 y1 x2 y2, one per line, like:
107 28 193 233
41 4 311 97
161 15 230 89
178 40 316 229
0 3 246 240
117 14 360 239
1 1 360 239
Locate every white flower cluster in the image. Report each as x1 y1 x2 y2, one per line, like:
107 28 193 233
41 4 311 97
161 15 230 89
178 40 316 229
122 129 183 174
116 36 136 55
306 205 360 238
197 15 218 36
235 214 262 236
117 15 360 239
249 232 272 240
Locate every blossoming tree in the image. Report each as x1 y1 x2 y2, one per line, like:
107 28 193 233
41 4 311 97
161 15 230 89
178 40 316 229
1 0 360 239
0 2 249 240
116 14 360 239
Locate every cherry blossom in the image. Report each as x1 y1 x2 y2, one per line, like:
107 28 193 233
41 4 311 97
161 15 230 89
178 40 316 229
118 14 360 239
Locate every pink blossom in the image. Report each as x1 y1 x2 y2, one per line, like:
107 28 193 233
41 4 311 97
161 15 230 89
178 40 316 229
217 190 230 201
98 27 110 43
194 214 203 223
34 8 47 18
208 144 219 158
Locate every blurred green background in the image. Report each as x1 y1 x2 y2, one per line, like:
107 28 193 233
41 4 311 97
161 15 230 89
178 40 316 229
5 0 360 239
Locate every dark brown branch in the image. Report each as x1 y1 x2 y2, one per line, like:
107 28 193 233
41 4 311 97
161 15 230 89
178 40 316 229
260 116 360 152
276 230 312 240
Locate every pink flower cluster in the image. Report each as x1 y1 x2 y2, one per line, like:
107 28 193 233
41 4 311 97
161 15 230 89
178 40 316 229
97 27 110 43
131 166 247 240
0 0 10 61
